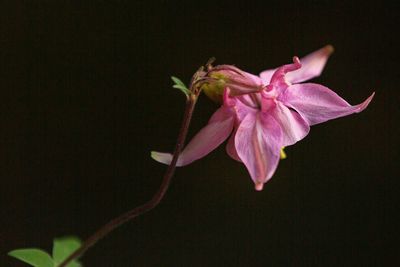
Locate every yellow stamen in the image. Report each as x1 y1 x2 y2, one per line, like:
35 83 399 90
280 147 287 159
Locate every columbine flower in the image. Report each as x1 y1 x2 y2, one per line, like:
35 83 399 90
152 46 374 191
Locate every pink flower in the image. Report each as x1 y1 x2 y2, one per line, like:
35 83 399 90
152 46 374 191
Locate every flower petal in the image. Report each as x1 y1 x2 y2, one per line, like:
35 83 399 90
286 45 334 83
235 112 283 190
259 69 275 85
235 94 258 109
151 106 234 166
260 45 334 84
271 102 310 146
226 96 258 163
269 56 302 88
210 65 264 96
226 131 241 162
279 83 375 126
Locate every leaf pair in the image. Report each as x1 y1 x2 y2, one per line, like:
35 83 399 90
8 236 82 267
171 76 190 96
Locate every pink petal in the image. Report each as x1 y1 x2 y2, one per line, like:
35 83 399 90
271 102 310 146
235 96 259 120
211 65 264 96
263 57 302 96
269 56 302 89
226 96 258 163
235 112 283 190
214 64 262 85
259 69 275 85
226 130 241 162
279 83 375 126
259 45 334 84
286 45 334 83
234 92 265 110
151 106 234 166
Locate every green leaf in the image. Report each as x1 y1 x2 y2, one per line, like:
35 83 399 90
171 76 190 96
171 76 187 88
52 236 82 266
66 261 82 267
172 84 191 95
8 248 54 267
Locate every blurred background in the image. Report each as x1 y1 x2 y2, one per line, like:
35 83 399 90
1 1 398 266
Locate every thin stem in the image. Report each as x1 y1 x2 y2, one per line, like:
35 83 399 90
58 93 198 267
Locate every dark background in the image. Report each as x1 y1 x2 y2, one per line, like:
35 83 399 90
1 1 399 266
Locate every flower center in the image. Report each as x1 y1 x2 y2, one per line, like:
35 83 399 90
260 89 277 112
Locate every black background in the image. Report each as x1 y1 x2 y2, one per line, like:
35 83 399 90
1 1 399 266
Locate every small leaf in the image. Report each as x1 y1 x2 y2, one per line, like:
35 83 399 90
8 248 54 267
56 260 82 267
67 261 82 267
52 236 82 266
171 76 187 88
171 76 191 96
172 84 191 96
172 84 188 91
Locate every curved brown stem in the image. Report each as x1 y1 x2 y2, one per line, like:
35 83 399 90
58 93 198 267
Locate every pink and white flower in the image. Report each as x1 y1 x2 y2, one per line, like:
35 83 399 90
152 46 374 191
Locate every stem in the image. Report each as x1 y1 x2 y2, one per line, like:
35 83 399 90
58 94 198 267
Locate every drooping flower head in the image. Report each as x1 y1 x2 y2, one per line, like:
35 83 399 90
152 46 374 191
